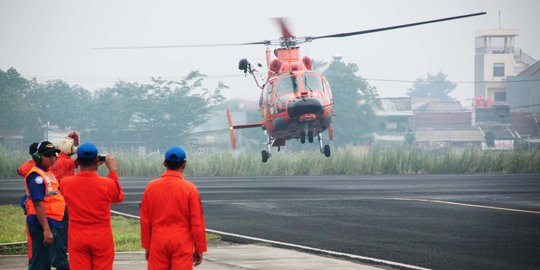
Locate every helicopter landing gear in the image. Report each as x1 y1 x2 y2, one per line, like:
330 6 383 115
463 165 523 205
262 136 274 162
261 150 271 162
300 124 315 144
318 133 331 157
323 144 331 157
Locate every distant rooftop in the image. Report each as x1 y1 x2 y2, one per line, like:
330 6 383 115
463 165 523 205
517 60 540 77
414 101 464 112
475 29 519 37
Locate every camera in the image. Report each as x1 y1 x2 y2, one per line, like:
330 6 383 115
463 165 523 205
98 154 107 162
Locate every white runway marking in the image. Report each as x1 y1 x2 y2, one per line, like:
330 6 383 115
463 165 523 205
110 209 431 270
393 198 540 215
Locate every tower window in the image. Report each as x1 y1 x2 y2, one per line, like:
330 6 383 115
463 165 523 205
494 92 506 101
493 63 505 77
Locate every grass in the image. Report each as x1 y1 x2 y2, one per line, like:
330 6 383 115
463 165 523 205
0 205 220 255
2 145 540 178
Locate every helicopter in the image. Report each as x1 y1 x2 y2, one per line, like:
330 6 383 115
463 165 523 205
224 13 485 162
97 12 486 162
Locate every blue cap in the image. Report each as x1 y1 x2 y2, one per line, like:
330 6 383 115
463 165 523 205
165 146 186 162
77 143 98 159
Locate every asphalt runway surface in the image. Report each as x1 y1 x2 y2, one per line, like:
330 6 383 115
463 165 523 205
2 174 539 270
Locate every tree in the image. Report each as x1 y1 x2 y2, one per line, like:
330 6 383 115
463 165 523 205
90 81 151 143
323 58 379 146
90 71 225 150
27 80 92 130
407 72 457 101
0 68 43 141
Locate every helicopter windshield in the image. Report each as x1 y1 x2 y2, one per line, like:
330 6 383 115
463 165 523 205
276 75 299 95
302 73 324 91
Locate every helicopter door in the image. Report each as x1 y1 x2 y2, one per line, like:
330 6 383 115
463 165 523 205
322 78 333 103
266 82 276 116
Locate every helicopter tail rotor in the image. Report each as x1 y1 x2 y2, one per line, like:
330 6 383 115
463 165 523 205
226 110 238 149
226 110 263 149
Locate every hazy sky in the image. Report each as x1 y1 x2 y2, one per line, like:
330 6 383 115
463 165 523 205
1 0 538 106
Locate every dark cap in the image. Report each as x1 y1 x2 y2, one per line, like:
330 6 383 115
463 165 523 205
77 143 98 159
37 141 60 156
165 146 187 163
28 142 39 155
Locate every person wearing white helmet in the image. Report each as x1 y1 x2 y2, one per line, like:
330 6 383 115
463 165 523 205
49 131 80 270
52 132 79 182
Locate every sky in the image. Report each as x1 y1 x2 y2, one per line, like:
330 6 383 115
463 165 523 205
1 0 539 107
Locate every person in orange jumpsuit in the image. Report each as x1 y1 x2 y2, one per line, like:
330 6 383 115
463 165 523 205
52 133 79 181
60 143 124 270
140 146 207 270
51 133 80 270
24 141 66 270
18 142 39 263
18 142 39 177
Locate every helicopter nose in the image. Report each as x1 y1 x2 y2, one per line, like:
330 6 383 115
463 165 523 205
287 97 324 119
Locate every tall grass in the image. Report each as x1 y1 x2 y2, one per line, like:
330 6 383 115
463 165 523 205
1 145 539 179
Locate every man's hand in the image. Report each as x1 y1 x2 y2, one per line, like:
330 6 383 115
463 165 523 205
34 200 53 246
193 252 203 266
43 228 53 246
105 155 118 172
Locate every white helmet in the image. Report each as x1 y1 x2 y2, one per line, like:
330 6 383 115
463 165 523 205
57 137 78 155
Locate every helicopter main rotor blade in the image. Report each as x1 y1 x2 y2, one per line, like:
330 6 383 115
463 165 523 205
94 41 269 50
275 17 294 38
307 12 486 41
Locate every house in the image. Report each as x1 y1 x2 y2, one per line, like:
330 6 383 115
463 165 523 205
412 100 472 130
507 60 540 113
373 98 483 148
373 97 413 143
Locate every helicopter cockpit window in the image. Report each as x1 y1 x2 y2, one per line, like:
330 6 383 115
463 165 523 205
264 82 273 103
276 75 299 95
302 74 324 92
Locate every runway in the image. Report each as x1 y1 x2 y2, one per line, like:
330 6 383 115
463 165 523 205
2 174 540 269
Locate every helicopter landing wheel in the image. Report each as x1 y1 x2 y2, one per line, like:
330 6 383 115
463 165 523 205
300 132 306 144
262 150 271 162
308 131 314 143
323 145 331 157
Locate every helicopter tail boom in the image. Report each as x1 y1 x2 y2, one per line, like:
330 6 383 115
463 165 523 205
226 109 263 149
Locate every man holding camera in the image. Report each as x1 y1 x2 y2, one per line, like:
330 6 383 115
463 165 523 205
60 143 124 270
24 141 67 270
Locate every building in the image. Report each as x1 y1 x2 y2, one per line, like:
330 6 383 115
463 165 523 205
373 97 413 143
507 60 540 113
473 28 539 149
412 100 472 130
373 98 483 148
474 29 536 102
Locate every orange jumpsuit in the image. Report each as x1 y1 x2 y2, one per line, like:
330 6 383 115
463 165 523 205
51 153 76 182
17 159 35 260
140 170 207 270
18 159 35 177
60 171 124 270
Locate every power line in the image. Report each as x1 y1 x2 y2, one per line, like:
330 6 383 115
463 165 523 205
363 78 540 84
25 74 540 86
